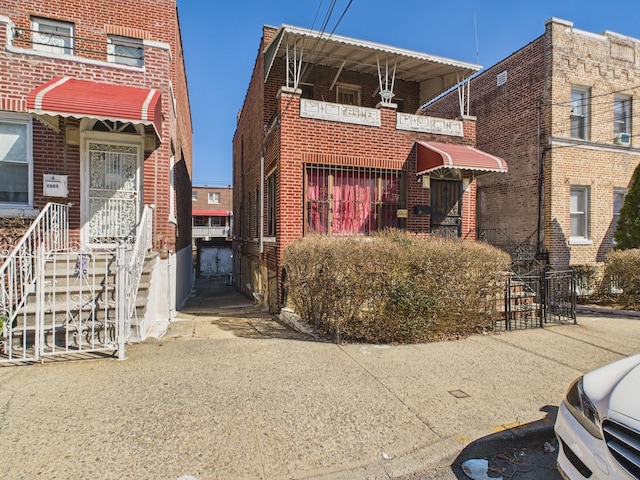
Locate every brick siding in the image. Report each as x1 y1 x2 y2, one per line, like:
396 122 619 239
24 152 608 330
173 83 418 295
0 0 192 256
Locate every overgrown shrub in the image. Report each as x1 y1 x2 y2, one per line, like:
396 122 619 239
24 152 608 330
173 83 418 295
282 231 511 343
602 249 640 308
572 264 600 300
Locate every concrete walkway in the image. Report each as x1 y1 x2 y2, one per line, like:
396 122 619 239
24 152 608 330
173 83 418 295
1 278 639 479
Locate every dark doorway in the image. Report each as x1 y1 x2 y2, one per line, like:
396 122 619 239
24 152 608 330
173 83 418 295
430 179 462 238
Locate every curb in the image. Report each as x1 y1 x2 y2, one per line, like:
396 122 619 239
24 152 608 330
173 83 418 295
577 305 640 318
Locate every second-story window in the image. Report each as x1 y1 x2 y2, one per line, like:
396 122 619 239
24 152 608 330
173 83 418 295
108 35 144 67
208 192 220 204
337 84 361 106
570 87 589 140
31 17 73 55
614 95 631 135
192 191 198 201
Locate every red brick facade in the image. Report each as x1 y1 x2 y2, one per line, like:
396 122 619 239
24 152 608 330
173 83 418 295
425 18 640 270
0 0 192 256
233 25 504 310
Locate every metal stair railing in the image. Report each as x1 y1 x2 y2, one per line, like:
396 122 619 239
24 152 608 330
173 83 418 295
117 204 154 353
0 203 69 358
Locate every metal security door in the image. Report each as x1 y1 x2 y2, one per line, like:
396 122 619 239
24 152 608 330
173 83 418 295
86 142 140 246
430 179 462 238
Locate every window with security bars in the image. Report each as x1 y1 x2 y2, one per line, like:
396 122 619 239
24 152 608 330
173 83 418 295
31 17 73 55
108 35 144 67
305 165 405 235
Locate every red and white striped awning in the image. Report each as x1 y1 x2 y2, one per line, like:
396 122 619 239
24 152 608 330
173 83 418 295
416 141 508 176
193 209 232 216
27 77 162 140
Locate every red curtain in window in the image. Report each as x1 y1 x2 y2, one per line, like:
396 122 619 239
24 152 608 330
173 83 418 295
333 171 375 234
307 169 328 233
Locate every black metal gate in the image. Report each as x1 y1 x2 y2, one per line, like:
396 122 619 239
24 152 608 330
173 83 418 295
430 179 461 238
496 267 576 332
481 230 577 332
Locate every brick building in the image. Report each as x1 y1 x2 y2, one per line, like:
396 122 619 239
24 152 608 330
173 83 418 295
191 185 233 240
0 0 192 338
423 18 640 272
233 24 508 311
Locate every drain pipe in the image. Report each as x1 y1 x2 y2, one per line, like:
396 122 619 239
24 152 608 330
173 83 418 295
260 151 264 255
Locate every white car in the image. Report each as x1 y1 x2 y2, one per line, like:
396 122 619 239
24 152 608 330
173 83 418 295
555 354 640 479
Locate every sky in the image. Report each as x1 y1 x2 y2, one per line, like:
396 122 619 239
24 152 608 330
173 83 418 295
178 0 640 187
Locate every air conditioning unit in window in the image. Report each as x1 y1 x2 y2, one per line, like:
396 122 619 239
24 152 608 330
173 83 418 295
614 132 631 146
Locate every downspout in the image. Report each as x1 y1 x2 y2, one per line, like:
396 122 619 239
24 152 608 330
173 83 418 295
536 100 548 257
260 150 264 254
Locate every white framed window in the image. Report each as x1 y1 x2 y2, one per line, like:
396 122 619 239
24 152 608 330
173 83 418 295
336 84 361 106
614 95 631 135
570 185 590 242
0 114 33 208
208 192 220 204
192 190 198 201
570 87 589 140
107 35 144 67
612 188 627 240
31 17 73 55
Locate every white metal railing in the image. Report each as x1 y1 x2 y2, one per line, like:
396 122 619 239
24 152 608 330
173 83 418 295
192 225 230 238
1 203 69 360
119 204 154 354
0 202 155 363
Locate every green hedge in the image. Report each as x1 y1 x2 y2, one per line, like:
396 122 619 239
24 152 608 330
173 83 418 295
282 231 511 343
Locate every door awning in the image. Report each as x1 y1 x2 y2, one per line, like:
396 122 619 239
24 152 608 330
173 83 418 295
27 77 162 140
416 141 508 176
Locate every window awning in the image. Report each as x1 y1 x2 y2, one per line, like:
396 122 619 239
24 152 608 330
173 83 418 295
27 77 162 140
193 209 231 216
416 141 508 176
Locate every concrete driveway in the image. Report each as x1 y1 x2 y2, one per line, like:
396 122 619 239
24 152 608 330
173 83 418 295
0 278 638 479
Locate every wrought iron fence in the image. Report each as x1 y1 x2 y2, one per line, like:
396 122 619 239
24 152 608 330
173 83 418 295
11 27 144 66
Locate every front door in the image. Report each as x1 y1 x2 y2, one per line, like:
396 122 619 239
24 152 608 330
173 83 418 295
430 179 462 238
83 140 141 246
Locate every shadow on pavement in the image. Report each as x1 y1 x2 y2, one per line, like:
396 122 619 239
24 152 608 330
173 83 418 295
449 405 561 479
177 276 313 341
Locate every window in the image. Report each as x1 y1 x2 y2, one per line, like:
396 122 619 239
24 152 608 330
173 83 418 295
267 172 276 236
208 192 220 204
192 191 198 201
108 35 144 67
305 166 405 235
0 115 32 206
570 186 590 241
614 95 631 134
193 216 208 227
31 17 73 55
300 83 314 100
612 189 627 238
336 85 361 106
570 87 589 139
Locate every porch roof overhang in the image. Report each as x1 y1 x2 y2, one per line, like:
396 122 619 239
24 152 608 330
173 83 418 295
193 209 232 216
26 77 162 140
416 141 508 176
264 24 481 104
